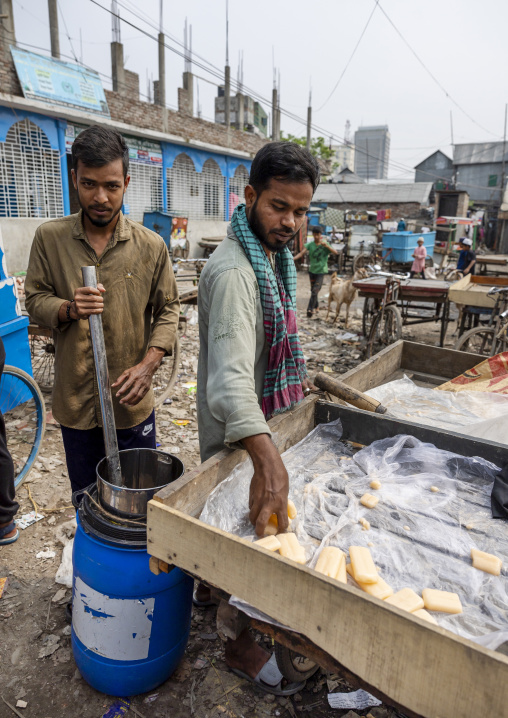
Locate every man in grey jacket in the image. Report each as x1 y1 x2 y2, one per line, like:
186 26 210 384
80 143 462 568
197 142 319 694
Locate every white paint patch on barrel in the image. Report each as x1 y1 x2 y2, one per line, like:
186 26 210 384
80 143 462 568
72 576 154 660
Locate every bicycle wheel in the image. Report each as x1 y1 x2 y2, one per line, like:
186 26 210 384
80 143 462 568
454 327 496 355
362 297 378 336
1 366 46 488
367 305 402 358
30 333 55 390
152 334 181 408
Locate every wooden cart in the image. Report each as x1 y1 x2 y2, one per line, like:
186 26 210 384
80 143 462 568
148 388 508 718
353 276 451 346
449 274 508 336
338 338 482 393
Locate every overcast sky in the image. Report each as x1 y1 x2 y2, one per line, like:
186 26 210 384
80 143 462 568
11 0 508 179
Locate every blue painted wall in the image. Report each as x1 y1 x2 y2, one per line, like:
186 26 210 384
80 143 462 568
0 104 252 220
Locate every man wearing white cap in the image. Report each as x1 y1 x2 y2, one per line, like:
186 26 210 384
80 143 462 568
457 237 476 276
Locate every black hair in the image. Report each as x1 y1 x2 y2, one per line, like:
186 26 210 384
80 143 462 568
311 226 322 234
249 141 320 195
71 125 129 178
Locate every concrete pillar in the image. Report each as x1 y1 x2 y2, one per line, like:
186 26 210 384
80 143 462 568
157 32 165 107
111 41 125 95
177 72 193 116
48 0 60 59
0 0 16 47
306 106 312 151
271 87 278 141
224 65 231 128
183 71 193 115
236 92 244 131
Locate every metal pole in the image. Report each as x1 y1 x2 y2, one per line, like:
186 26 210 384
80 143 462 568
81 266 122 486
48 0 60 59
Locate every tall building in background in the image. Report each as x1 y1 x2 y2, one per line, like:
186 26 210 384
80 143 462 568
354 125 390 180
330 143 355 172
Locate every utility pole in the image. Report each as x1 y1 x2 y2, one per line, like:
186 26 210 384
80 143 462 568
495 103 508 251
157 0 165 107
48 0 60 59
501 103 507 205
223 0 231 135
0 0 16 48
306 81 312 151
450 111 456 188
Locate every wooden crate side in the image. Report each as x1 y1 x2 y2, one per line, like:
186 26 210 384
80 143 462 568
338 340 404 392
400 341 483 379
147 502 508 718
153 395 317 516
314 401 508 466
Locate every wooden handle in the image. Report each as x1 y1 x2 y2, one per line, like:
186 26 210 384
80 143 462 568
314 373 387 414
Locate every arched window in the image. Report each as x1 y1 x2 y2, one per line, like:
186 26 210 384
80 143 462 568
0 118 63 218
167 153 201 218
123 163 163 222
229 164 249 215
201 158 225 220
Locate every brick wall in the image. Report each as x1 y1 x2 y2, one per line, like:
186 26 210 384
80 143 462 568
0 42 21 96
104 89 266 155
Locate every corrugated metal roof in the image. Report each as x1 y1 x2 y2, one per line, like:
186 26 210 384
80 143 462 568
453 142 508 166
314 182 433 205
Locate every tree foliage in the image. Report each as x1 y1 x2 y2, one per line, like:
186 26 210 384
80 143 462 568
280 132 334 161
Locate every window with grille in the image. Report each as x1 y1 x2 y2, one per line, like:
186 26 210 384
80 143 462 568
123 162 163 222
229 164 249 216
167 153 226 220
0 118 63 218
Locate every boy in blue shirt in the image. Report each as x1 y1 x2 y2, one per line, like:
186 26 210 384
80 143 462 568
457 237 476 276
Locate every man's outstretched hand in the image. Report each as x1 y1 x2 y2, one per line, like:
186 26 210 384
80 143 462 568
243 434 289 537
112 346 165 406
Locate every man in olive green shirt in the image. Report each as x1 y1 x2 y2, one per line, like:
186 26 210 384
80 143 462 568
25 125 179 493
294 226 338 317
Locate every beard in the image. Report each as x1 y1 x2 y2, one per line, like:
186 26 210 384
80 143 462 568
247 200 298 253
77 188 121 228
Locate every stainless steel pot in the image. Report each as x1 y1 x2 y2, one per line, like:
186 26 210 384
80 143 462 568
96 448 185 518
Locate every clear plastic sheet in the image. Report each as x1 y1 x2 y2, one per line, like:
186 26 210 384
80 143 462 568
366 376 508 438
200 421 508 649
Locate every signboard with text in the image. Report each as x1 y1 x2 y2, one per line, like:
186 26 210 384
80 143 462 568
11 47 110 117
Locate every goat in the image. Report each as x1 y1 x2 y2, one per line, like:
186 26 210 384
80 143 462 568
326 269 369 327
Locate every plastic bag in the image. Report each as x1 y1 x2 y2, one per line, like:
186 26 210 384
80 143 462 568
366 375 508 437
201 421 508 648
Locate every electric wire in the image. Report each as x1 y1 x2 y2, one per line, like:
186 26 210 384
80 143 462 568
375 0 499 139
317 1 379 111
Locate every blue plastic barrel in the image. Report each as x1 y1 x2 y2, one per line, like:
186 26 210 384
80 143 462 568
71 491 193 697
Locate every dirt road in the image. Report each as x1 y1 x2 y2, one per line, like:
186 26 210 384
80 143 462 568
1 271 451 718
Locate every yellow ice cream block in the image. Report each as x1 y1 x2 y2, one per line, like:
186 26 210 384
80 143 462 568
264 500 298 535
315 547 346 581
385 588 424 613
349 546 378 584
277 532 306 564
413 609 439 625
254 535 281 552
422 588 463 614
370 479 382 490
360 493 379 509
471 548 502 576
346 565 393 600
